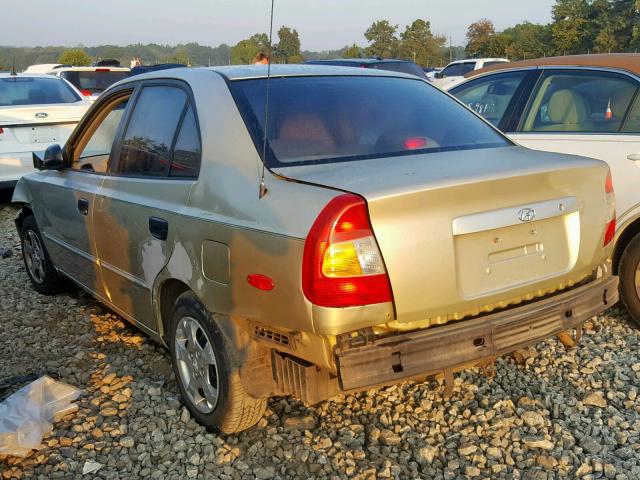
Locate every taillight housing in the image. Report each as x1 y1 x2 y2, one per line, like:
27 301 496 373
302 193 393 308
604 170 616 246
80 89 92 97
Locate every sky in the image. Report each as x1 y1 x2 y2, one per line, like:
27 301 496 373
3 0 556 50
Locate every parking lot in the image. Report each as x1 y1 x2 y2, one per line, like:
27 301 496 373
1 197 639 480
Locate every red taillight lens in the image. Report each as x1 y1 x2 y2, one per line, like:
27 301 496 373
80 89 92 97
604 170 615 246
0 127 3 134
95 68 110 72
302 193 393 308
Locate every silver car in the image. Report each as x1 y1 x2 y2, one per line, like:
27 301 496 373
13 65 618 432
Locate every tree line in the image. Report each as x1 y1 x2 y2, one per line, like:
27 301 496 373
2 0 639 71
466 0 640 60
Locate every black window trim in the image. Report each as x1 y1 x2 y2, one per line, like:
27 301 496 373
108 78 202 180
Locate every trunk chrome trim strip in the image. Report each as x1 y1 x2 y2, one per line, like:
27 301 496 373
452 196 578 236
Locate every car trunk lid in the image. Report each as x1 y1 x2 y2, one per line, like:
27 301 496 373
0 104 87 146
275 146 611 328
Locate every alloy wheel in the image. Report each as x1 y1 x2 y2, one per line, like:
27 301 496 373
23 230 46 284
174 316 220 414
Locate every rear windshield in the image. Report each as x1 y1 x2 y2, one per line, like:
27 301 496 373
229 76 509 167
60 70 129 94
370 62 427 79
0 77 81 106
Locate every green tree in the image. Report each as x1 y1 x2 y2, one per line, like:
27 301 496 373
551 0 591 54
503 22 552 59
398 19 446 66
482 34 514 58
465 19 495 57
365 20 399 58
342 44 362 58
58 48 91 66
275 27 301 63
230 33 269 64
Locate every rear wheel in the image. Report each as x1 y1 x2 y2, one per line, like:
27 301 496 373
20 215 66 295
169 292 267 433
618 234 640 326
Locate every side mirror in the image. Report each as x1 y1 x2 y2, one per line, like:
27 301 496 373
33 144 65 170
435 72 444 79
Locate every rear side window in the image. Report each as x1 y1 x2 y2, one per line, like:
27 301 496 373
230 76 509 168
460 62 477 75
441 63 462 77
520 70 638 133
116 86 188 176
0 77 80 106
451 71 528 127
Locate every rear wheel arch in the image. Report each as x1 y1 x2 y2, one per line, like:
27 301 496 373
613 217 640 274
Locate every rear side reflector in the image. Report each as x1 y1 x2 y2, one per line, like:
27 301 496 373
247 274 274 291
303 193 393 308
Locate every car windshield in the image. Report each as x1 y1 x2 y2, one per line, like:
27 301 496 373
60 70 129 94
0 76 81 106
230 75 509 167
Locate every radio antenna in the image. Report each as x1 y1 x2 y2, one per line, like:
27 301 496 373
259 0 275 199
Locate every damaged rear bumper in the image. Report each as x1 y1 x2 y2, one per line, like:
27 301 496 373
336 274 618 391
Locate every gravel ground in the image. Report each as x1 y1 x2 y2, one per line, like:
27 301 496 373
1 197 640 480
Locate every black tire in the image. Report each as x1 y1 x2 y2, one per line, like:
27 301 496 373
20 215 66 295
619 234 640 326
168 291 267 433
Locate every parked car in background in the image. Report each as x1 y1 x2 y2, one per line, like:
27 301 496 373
304 58 428 79
23 64 65 74
129 63 187 76
13 65 617 433
49 65 130 102
431 58 509 89
448 53 640 324
0 73 89 189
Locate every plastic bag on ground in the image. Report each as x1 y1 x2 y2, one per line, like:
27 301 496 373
0 375 82 457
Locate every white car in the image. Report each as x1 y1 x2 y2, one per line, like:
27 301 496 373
448 54 640 324
49 66 130 102
0 73 90 188
431 58 509 89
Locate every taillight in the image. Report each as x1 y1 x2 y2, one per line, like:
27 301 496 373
403 137 428 150
604 170 616 246
80 89 92 97
95 68 110 72
0 127 3 134
303 193 393 308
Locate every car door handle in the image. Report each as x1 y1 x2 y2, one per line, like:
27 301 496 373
149 216 168 241
627 153 640 162
77 198 89 216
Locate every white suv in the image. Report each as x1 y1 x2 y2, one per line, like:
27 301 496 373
431 58 509 89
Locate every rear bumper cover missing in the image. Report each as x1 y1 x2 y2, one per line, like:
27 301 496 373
336 274 618 391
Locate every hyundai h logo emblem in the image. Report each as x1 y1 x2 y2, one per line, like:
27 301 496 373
34 112 48 119
517 208 536 222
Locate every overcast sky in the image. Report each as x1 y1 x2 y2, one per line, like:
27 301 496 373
4 0 555 50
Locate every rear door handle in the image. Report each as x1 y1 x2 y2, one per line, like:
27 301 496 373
627 153 640 162
149 216 168 241
77 198 89 216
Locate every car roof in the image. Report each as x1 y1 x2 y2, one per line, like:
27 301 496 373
448 58 508 65
121 64 421 84
307 58 414 64
54 66 130 72
467 53 640 79
0 72 66 79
